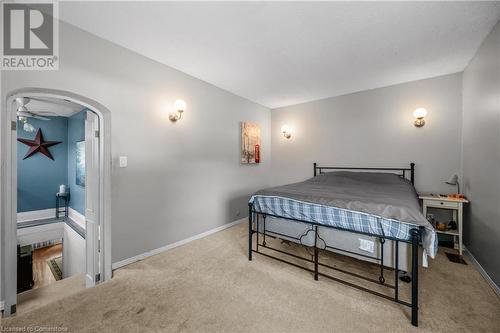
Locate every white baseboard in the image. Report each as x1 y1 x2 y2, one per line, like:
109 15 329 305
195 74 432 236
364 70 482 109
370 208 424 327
17 208 56 223
68 207 85 228
112 217 247 270
464 246 500 297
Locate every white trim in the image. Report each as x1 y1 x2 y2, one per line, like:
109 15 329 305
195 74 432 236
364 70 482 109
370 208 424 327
68 207 86 229
464 246 500 297
17 208 56 223
112 218 246 270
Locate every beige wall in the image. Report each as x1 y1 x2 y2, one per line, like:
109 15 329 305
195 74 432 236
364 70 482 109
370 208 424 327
271 73 463 194
2 21 271 264
462 20 500 286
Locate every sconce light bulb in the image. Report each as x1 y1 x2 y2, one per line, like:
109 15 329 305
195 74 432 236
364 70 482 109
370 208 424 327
413 107 427 119
174 99 186 112
281 124 292 139
169 99 187 122
413 107 427 127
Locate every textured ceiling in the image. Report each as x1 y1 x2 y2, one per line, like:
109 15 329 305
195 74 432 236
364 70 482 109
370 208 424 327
60 1 500 108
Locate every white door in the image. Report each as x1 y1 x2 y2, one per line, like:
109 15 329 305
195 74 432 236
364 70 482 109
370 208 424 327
85 111 100 287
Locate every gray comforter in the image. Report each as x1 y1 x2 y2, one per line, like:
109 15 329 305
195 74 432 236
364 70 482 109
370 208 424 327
255 171 436 257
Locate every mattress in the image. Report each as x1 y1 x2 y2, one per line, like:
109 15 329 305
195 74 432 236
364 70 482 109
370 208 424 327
250 171 437 258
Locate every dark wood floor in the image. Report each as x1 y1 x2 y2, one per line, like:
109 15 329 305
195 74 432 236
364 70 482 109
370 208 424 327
32 244 62 289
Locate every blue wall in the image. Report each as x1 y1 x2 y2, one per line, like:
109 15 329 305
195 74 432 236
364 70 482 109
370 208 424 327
67 110 86 215
17 117 68 212
17 111 86 214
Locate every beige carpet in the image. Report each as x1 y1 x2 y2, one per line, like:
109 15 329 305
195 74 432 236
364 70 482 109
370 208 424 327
2 222 499 332
16 274 86 315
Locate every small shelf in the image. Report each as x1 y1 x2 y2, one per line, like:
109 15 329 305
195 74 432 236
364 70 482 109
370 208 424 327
436 229 459 236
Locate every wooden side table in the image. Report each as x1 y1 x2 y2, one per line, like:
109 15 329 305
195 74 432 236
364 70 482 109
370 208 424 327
419 194 468 255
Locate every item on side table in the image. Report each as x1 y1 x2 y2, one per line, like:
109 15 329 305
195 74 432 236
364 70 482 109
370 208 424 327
447 193 466 200
427 215 436 227
448 220 457 230
436 222 447 231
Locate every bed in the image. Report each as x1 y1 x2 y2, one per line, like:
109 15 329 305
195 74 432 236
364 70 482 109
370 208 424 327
248 163 437 327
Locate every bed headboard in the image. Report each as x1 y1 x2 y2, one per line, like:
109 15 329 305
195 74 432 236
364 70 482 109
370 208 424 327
313 162 415 185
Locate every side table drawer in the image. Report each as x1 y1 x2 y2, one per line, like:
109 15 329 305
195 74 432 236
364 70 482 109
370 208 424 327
424 200 459 209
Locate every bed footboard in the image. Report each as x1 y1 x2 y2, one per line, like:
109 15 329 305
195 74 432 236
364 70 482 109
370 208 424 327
248 201 420 327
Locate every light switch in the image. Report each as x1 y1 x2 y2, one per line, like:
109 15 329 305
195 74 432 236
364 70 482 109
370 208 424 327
119 156 128 168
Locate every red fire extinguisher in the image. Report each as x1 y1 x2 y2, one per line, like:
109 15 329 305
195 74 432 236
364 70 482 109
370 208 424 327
255 144 260 163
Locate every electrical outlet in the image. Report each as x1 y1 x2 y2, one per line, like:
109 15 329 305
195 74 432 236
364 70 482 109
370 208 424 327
359 238 374 253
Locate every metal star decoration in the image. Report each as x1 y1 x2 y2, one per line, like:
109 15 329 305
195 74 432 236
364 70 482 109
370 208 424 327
17 128 62 160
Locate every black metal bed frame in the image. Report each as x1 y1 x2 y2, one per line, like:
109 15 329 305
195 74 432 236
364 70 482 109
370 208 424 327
248 163 421 326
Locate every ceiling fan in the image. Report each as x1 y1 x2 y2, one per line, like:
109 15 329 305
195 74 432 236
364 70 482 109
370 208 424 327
16 97 54 121
16 97 61 133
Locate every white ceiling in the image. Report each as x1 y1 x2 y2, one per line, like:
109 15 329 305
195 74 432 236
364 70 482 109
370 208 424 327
60 1 500 109
23 97 85 117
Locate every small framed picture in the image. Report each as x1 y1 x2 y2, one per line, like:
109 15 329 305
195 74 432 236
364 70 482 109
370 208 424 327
241 122 261 164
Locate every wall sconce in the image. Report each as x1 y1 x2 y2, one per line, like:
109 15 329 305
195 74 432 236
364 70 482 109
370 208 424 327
281 124 292 139
413 108 427 127
169 99 186 122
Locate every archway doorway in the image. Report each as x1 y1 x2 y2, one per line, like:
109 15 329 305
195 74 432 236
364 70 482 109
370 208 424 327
1 88 112 316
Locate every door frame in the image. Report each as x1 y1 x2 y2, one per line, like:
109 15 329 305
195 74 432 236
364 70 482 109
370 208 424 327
0 88 112 316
